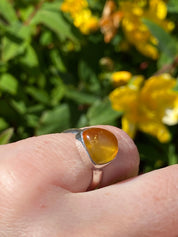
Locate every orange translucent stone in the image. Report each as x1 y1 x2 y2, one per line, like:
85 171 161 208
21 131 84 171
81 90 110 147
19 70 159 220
83 128 118 165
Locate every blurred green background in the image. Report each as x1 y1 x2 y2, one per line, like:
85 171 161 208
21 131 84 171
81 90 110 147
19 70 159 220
0 0 178 173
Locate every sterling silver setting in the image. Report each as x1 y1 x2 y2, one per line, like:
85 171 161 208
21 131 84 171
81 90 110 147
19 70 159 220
63 128 118 190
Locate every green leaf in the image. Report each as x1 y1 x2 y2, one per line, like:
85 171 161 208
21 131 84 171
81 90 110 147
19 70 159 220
168 144 178 165
31 6 77 42
0 128 14 145
36 104 70 135
76 114 89 128
173 78 178 91
167 0 178 13
87 99 122 125
10 100 26 115
157 52 173 69
42 1 63 11
65 88 98 104
27 104 45 114
19 5 34 22
26 87 50 105
78 60 101 92
51 77 66 106
0 0 18 24
0 73 18 95
0 118 8 130
26 114 39 128
40 31 53 46
142 19 178 59
2 36 25 62
50 50 66 72
20 45 39 68
2 23 32 61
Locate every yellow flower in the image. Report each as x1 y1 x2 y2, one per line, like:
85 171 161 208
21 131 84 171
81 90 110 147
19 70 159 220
74 9 99 34
109 73 178 142
149 0 167 20
119 0 174 59
61 0 99 34
61 0 88 16
111 71 132 86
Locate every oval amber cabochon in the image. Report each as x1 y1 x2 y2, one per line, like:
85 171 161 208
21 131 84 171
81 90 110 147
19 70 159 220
83 128 119 165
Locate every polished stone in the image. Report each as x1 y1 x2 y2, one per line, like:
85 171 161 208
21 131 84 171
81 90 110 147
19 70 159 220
83 128 118 165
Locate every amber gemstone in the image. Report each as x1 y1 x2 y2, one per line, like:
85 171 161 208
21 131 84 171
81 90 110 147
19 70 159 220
82 128 118 165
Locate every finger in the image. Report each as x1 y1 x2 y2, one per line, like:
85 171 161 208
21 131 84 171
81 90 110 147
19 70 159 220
0 125 139 193
78 165 178 236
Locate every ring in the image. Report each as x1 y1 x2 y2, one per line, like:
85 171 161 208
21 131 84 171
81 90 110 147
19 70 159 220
63 127 119 191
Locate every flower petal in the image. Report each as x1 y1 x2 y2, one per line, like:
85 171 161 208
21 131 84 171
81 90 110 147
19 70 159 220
122 116 137 139
109 86 138 113
111 71 132 86
162 99 178 125
139 121 171 143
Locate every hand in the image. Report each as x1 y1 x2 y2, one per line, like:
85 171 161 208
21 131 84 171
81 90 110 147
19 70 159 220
0 125 177 237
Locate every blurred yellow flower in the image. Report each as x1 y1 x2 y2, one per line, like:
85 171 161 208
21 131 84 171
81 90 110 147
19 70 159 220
109 73 178 142
111 71 132 86
119 0 174 59
74 9 99 34
61 0 88 15
61 0 99 34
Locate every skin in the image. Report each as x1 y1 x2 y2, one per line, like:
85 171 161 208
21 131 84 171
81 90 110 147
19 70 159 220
0 125 177 237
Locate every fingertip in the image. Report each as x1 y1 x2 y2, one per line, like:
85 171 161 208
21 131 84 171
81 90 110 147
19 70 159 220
92 125 140 186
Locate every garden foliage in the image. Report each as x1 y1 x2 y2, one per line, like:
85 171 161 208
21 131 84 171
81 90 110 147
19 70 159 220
0 0 178 172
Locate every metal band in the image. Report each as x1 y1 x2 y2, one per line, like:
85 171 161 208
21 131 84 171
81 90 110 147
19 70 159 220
63 128 104 191
87 168 103 191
